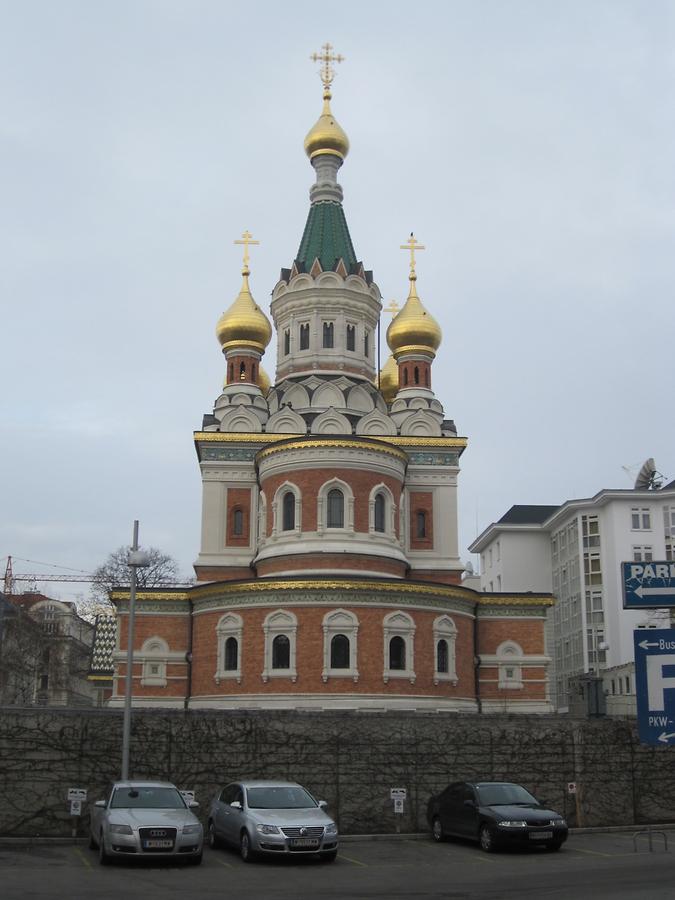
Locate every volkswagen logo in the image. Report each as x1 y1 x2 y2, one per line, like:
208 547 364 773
300 827 308 836
150 830 166 837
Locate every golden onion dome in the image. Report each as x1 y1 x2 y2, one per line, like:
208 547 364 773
216 267 272 354
257 365 271 397
378 353 399 404
386 274 442 358
304 89 350 160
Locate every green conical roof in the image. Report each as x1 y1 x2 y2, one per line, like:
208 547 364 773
295 201 357 272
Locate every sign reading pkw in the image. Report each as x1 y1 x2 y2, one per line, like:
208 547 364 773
634 629 675 746
622 562 675 609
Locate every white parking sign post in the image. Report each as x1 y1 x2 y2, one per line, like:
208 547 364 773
390 788 406 832
67 788 87 838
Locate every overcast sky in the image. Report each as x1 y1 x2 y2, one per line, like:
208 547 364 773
2 0 674 596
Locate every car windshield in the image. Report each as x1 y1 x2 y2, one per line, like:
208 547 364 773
110 787 187 810
476 784 538 806
246 786 317 810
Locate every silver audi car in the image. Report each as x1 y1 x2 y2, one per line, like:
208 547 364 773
89 781 203 865
207 780 339 862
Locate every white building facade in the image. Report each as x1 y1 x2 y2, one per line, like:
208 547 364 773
470 481 675 711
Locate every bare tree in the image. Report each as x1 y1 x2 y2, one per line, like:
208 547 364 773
86 546 182 615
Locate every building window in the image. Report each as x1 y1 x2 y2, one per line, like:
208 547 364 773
364 331 370 357
215 613 243 683
282 491 296 531
496 641 524 690
327 489 344 528
403 369 408 386
140 637 169 687
262 610 297 682
284 329 290 355
631 507 651 530
437 639 448 673
346 324 355 351
374 492 386 533
322 322 334 348
633 545 653 562
383 611 416 683
299 323 310 350
239 361 246 380
322 609 359 681
233 508 244 536
414 366 420 385
416 511 427 539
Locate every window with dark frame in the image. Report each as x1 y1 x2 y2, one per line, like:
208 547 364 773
284 329 290 355
224 637 238 671
416 510 427 539
346 324 355 351
327 489 344 528
300 323 310 350
389 635 406 670
437 639 449 673
374 492 386 532
323 322 334 348
330 634 350 669
233 508 244 536
282 491 296 531
272 634 290 669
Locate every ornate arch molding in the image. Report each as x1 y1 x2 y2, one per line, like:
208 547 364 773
322 609 359 683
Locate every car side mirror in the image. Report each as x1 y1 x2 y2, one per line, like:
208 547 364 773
231 800 242 810
94 800 106 808
463 799 476 808
318 800 328 809
188 800 199 809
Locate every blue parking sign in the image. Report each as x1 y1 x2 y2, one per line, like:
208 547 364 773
634 629 675 746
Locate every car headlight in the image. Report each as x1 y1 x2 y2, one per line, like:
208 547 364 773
325 823 338 835
182 824 202 834
552 818 567 827
498 820 528 827
109 824 133 835
256 824 281 835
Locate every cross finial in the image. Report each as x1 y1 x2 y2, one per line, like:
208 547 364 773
310 42 345 92
400 232 425 277
383 299 400 317
234 230 260 274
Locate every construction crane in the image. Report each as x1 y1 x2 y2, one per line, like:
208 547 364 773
3 556 95 595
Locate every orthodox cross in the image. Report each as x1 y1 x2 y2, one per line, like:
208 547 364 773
383 300 400 318
310 42 345 90
234 230 260 271
400 232 425 276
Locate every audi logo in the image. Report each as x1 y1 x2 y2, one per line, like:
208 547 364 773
149 830 167 837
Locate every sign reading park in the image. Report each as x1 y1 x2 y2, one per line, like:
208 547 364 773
634 629 675 746
622 562 675 609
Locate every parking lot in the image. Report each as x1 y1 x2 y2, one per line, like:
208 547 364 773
2 831 674 900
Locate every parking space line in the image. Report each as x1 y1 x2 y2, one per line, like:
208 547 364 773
72 847 92 869
212 856 234 868
566 847 615 858
338 852 368 867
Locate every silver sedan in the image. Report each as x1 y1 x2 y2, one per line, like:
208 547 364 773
89 781 203 865
207 780 339 862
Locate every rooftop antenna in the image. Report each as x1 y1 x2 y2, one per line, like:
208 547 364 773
634 458 664 491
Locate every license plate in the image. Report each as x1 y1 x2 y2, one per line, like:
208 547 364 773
143 839 173 849
529 831 553 840
291 838 319 848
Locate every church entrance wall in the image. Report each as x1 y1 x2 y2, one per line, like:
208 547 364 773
1 707 673 837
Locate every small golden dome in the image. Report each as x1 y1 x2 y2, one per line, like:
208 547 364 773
216 269 272 354
378 353 399 404
386 274 442 358
258 365 271 397
304 89 350 160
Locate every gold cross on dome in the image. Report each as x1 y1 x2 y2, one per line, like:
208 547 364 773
383 299 400 317
400 232 425 275
234 230 260 270
310 42 345 90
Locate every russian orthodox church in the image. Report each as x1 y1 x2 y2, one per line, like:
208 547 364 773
110 47 553 712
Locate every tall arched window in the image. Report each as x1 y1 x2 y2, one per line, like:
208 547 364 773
437 639 449 674
346 324 355 351
239 361 247 380
300 323 310 350
284 329 290 355
282 491 295 531
374 492 386 533
389 636 406 670
272 634 290 669
327 489 344 528
416 510 427 538
224 637 238 671
330 634 350 669
414 366 420 385
403 369 409 385
322 322 334 348
233 508 244 536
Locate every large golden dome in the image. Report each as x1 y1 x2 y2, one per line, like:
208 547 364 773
257 365 271 396
386 275 442 358
378 353 399 404
216 269 272 354
304 89 350 160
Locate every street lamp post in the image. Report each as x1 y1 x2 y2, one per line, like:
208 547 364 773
121 520 150 781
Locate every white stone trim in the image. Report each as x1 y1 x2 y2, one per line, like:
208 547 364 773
322 609 359 682
272 481 302 537
262 609 298 682
317 478 354 535
383 611 416 684
433 615 458 685
368 483 397 537
139 637 169 687
493 640 525 690
215 612 243 684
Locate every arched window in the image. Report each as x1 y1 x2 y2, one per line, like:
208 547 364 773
346 324 355 351
374 492 386 533
330 634 350 669
239 361 246 380
437 639 449 674
364 331 370 357
389 636 406 670
327 489 344 528
300 323 310 350
284 329 290 355
272 634 290 670
403 369 409 385
323 322 334 348
233 508 244 536
224 637 238 671
414 366 420 385
282 491 295 531
416 510 427 538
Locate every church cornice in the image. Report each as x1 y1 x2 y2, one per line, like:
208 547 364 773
194 432 468 449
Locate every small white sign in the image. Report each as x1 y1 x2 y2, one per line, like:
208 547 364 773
567 782 577 795
394 798 405 814
390 788 407 800
70 800 82 816
67 788 87 802
180 790 195 803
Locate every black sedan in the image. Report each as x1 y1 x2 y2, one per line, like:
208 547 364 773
427 781 568 852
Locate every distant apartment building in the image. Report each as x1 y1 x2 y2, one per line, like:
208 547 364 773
469 477 675 711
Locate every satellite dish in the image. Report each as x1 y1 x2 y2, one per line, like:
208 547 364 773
634 458 663 491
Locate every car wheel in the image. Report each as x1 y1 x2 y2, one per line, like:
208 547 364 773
546 841 563 852
479 824 496 853
431 817 444 843
98 831 111 865
207 820 219 849
320 849 338 862
240 830 256 863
